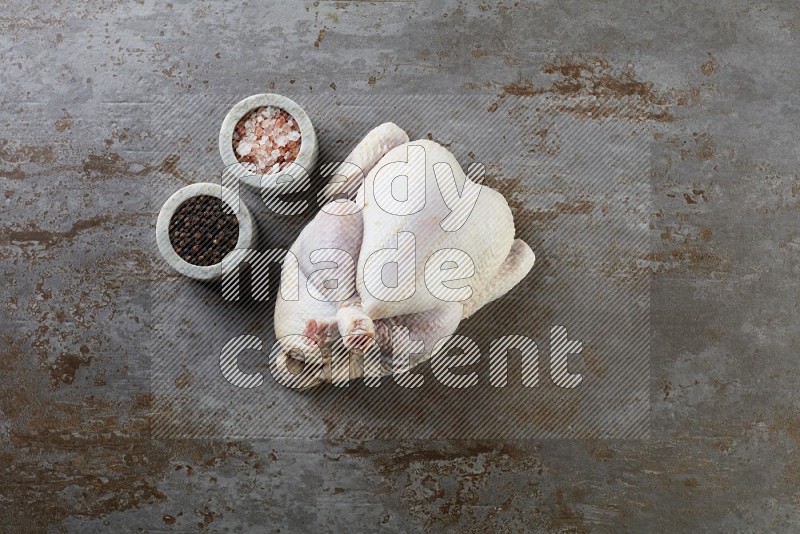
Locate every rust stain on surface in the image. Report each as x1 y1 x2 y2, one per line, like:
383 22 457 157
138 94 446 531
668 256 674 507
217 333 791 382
502 81 546 97
174 371 192 389
680 133 715 161
81 153 130 177
157 153 190 182
80 153 186 182
54 113 73 132
0 338 170 528
524 199 595 222
0 332 263 531
554 199 594 214
0 214 112 246
700 56 716 76
0 166 27 180
341 441 550 530
314 28 326 47
0 139 57 164
49 350 92 387
495 56 693 122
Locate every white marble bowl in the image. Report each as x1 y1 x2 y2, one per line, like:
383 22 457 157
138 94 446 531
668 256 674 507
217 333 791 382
156 182 255 280
218 93 318 190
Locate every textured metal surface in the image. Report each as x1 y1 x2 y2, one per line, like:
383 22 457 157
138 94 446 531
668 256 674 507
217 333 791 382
1 0 799 531
148 92 651 441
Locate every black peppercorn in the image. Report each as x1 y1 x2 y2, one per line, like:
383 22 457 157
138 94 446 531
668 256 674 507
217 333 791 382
168 195 239 266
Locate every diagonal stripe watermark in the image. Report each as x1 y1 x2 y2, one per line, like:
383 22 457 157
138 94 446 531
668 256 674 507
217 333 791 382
146 92 652 440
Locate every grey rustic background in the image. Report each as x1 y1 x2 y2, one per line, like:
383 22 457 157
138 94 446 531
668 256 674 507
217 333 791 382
1 0 799 532
148 92 652 442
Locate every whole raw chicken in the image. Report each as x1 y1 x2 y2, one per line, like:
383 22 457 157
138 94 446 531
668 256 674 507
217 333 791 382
273 123 535 386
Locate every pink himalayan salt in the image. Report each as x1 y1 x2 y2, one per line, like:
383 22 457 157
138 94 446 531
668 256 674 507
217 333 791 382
232 107 302 174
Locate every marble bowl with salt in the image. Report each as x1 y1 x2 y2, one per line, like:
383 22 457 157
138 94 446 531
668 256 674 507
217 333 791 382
218 93 318 191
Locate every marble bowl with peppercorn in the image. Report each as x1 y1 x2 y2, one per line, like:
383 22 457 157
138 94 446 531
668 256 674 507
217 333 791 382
218 93 318 190
156 182 255 280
